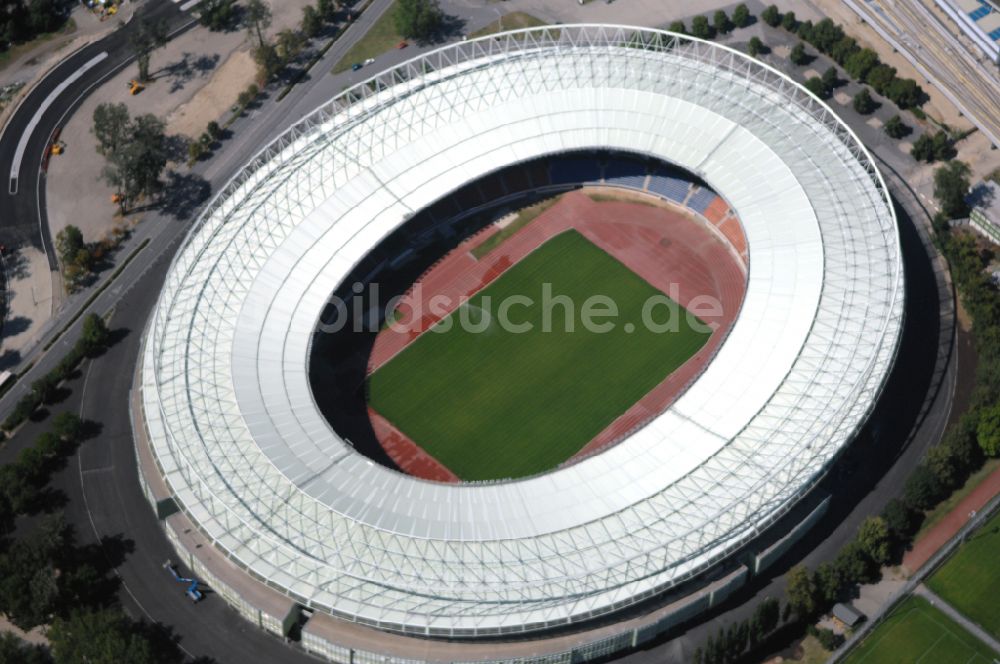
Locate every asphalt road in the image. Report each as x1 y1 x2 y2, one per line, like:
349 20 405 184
0 1 197 268
0 4 962 663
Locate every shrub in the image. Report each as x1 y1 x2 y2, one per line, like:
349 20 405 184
884 114 909 139
789 42 809 65
713 10 731 35
668 20 686 35
732 4 751 28
781 10 797 31
691 15 713 39
748 36 765 57
853 87 876 114
762 5 781 27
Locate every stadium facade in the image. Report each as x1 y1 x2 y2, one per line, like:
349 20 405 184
134 25 904 662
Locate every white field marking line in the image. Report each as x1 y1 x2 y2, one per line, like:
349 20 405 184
920 607 985 662
178 0 200 11
76 359 196 659
913 633 948 664
9 52 109 189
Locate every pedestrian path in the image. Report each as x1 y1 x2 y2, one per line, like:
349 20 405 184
903 463 1000 573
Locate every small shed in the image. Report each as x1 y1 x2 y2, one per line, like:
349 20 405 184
832 602 865 628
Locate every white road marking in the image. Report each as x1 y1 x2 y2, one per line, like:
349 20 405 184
178 0 200 11
9 51 109 192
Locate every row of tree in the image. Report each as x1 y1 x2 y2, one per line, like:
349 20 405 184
2 314 110 433
761 6 925 110
0 0 68 52
692 598 782 664
667 4 752 41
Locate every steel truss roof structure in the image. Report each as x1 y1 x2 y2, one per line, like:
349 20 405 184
139 25 904 637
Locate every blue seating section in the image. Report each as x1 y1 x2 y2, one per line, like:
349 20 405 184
687 187 717 214
969 3 991 20
550 158 602 186
603 159 648 189
989 26 1000 40
646 170 690 203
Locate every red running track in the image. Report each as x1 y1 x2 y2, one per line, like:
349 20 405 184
368 190 748 481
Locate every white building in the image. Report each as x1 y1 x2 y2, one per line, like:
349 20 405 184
135 25 903 661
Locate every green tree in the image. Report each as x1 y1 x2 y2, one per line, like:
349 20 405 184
713 10 731 35
933 160 971 218
276 28 305 62
821 66 838 90
761 5 781 27
197 0 237 31
804 76 827 99
830 36 859 65
691 15 713 40
31 373 59 405
789 41 808 65
394 0 443 41
853 87 876 114
668 20 686 35
101 114 167 213
252 42 282 83
882 498 918 540
814 561 844 604
317 0 339 22
835 540 879 585
925 444 961 490
844 47 879 80
786 564 820 620
809 18 845 53
904 464 943 510
977 402 1000 456
301 5 322 38
732 4 751 28
0 514 68 630
748 36 765 57
49 608 182 664
865 63 896 94
796 19 815 42
81 313 110 354
130 19 168 83
243 0 273 49
91 103 131 157
884 114 909 139
55 225 85 267
911 132 936 162
0 633 50 664
885 77 923 109
781 10 797 31
857 516 891 567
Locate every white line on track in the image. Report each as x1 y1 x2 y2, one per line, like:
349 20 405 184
8 51 109 193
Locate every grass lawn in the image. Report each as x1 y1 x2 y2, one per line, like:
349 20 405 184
368 230 711 481
843 595 996 664
468 12 547 39
332 1 401 74
927 508 1000 640
470 197 559 259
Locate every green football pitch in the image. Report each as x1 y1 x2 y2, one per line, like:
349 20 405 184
368 230 712 481
843 595 997 664
928 509 1000 640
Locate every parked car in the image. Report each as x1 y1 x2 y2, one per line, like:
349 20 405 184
351 63 362 71
397 41 408 49
363 58 375 65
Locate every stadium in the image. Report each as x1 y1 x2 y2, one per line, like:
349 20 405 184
134 25 904 662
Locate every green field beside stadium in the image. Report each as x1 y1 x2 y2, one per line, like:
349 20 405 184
843 595 996 664
368 230 711 481
927 509 1000 639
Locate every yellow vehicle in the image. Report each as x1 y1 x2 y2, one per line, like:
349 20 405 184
50 142 65 156
128 79 144 95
